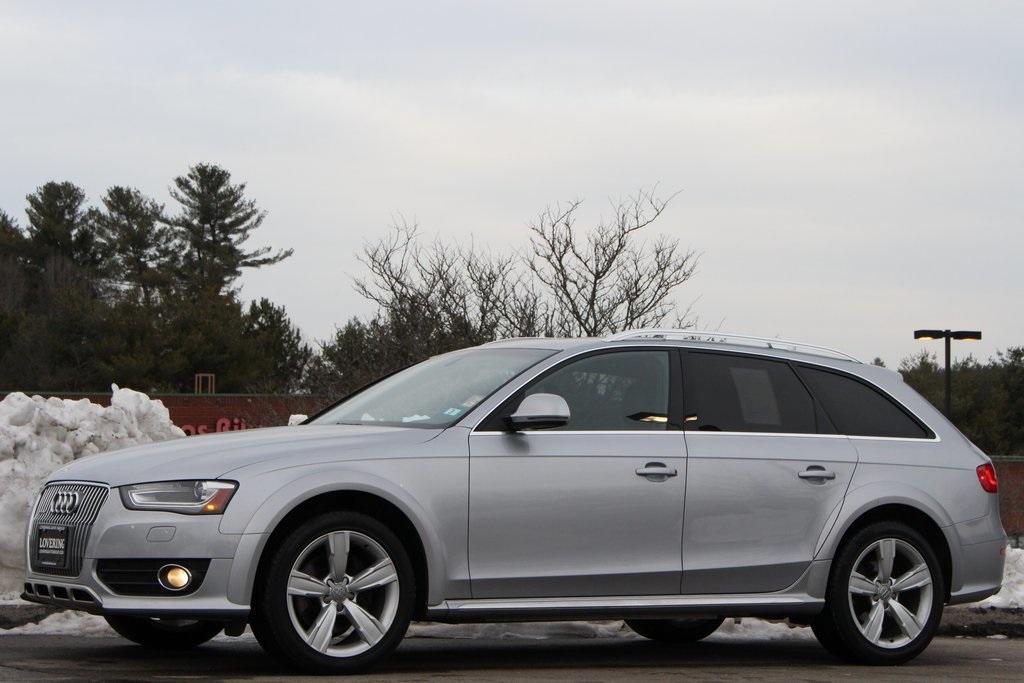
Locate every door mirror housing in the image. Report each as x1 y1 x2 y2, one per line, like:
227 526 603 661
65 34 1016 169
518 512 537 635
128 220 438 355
506 393 570 431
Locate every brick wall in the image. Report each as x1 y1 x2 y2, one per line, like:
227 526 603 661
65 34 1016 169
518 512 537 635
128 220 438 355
993 458 1024 536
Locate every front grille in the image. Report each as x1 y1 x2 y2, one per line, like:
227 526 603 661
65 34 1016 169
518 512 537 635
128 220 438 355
28 483 108 577
96 559 210 596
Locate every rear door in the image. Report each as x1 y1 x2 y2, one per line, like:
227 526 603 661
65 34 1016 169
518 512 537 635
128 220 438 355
679 350 859 594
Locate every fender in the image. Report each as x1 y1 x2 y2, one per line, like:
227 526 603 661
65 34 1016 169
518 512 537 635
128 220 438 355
814 480 963 593
223 465 452 606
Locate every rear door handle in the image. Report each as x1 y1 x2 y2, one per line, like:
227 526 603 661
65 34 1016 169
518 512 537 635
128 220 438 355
636 463 678 480
798 467 836 481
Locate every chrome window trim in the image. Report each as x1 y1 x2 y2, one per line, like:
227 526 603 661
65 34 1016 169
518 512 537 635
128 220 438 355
466 342 942 442
682 431 941 443
470 430 686 437
471 430 939 442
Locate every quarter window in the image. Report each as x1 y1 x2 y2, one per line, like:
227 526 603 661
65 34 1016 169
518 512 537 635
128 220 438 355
684 352 827 434
795 366 930 439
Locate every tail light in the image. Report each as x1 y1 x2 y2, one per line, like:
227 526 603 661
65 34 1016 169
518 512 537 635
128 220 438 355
976 463 998 493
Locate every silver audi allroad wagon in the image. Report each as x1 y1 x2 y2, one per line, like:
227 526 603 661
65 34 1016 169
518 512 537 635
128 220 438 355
23 330 1006 673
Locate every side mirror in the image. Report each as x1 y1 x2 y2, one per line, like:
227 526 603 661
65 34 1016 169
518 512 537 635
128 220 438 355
506 393 570 431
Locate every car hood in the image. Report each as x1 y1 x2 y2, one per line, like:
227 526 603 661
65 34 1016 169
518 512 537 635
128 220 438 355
48 424 443 487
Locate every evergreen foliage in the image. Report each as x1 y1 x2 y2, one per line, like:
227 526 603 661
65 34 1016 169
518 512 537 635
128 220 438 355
0 165 302 393
167 163 292 295
900 349 1024 455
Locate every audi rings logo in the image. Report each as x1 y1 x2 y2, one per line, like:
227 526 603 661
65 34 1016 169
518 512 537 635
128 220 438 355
50 491 81 515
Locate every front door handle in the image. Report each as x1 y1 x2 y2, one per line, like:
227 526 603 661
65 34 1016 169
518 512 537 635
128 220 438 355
798 466 836 481
636 463 678 480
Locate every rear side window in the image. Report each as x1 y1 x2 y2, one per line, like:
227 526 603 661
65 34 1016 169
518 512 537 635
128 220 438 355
796 366 930 439
684 352 829 434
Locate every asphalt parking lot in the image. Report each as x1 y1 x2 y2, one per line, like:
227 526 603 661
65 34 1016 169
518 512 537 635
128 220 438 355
0 635 1020 681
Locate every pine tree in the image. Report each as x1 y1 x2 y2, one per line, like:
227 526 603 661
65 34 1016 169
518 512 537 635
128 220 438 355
94 186 176 305
167 163 292 295
0 210 23 250
0 211 28 367
244 298 312 392
24 181 103 273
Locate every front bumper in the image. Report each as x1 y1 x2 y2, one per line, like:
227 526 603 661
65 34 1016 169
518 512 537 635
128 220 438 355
22 558 248 619
23 484 250 620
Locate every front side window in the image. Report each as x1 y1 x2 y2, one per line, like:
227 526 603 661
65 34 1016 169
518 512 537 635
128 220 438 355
796 366 931 439
312 348 555 428
684 352 826 434
485 350 672 431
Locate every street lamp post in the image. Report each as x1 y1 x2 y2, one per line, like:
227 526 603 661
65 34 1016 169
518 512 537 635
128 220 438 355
913 329 982 417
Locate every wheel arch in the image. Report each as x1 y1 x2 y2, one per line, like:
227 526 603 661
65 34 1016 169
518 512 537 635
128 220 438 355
229 472 448 617
820 498 955 600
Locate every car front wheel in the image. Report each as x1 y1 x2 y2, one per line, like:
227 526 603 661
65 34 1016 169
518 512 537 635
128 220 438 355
251 511 416 675
813 520 944 665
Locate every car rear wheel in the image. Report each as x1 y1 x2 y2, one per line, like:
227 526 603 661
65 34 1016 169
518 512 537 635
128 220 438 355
251 511 416 674
814 520 944 665
104 616 223 649
626 617 725 643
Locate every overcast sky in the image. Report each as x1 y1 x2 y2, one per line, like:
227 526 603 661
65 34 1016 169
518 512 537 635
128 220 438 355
1 1 1021 366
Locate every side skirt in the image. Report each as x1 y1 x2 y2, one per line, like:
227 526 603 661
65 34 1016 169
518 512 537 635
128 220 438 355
425 593 824 623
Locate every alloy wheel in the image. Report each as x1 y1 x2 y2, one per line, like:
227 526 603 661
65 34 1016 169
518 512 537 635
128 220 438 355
286 530 401 657
846 537 933 649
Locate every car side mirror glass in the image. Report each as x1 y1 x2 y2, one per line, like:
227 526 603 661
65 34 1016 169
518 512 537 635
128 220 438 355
506 393 570 431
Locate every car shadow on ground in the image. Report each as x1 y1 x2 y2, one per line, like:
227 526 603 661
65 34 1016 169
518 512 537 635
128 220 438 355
12 635 963 678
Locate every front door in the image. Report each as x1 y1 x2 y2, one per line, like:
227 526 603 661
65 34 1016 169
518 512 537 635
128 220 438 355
679 350 859 594
468 349 688 598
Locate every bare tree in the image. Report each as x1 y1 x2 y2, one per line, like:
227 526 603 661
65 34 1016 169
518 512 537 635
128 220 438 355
526 188 698 336
355 188 698 339
312 188 699 394
354 219 553 344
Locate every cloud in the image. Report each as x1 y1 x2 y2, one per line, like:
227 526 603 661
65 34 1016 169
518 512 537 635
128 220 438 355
0 1 1021 364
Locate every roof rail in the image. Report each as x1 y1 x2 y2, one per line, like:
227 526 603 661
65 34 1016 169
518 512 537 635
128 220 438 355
482 337 550 345
604 328 862 363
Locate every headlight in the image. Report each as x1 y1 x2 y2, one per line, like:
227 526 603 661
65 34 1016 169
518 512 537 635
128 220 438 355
120 480 237 515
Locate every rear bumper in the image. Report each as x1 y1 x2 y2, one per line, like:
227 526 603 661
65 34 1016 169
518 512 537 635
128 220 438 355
948 536 1007 605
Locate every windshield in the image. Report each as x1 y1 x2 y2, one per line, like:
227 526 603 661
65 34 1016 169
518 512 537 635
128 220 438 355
312 347 556 428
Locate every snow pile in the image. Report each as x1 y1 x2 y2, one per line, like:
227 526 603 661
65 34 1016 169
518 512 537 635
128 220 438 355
981 547 1024 609
710 618 810 640
4 611 113 636
0 386 185 593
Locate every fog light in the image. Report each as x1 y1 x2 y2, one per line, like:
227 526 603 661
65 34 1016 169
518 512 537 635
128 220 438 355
158 564 192 591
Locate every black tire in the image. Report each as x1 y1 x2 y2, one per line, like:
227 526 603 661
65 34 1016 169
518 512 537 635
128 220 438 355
626 617 725 643
815 520 945 665
104 616 223 649
251 511 416 675
810 610 845 658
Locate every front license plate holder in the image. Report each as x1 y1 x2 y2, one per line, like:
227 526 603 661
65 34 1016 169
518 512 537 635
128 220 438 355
36 524 68 569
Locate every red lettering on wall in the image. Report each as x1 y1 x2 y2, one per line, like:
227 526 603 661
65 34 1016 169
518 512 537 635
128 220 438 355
181 416 248 436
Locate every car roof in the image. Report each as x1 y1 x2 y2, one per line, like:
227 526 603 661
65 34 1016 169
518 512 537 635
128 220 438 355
482 330 867 370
